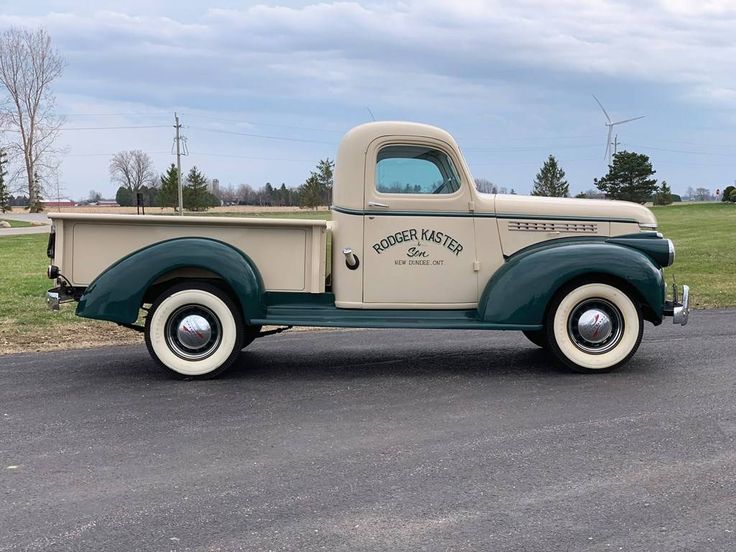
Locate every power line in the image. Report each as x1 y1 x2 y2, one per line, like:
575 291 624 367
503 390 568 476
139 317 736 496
61 125 170 131
624 143 734 157
463 144 600 152
184 113 344 134
58 112 171 117
65 151 171 157
187 126 335 145
187 151 313 162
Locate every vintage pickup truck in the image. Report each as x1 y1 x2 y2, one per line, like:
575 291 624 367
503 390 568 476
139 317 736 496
46 121 689 378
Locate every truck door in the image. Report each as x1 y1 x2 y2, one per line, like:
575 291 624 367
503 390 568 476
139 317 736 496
362 140 478 306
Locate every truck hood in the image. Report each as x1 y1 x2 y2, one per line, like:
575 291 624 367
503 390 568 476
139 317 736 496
482 194 657 226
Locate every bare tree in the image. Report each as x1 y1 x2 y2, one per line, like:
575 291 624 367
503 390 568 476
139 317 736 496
109 150 156 192
474 178 497 194
694 187 711 202
0 27 65 212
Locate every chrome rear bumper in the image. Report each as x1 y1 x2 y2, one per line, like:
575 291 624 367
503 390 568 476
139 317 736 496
47 290 60 311
46 286 81 311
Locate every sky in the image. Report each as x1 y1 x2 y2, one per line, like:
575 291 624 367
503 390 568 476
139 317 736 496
0 0 734 200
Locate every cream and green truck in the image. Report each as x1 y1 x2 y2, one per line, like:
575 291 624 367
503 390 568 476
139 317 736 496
46 122 689 378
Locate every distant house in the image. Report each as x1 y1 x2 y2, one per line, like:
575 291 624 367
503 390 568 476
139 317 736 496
97 200 120 207
41 199 76 208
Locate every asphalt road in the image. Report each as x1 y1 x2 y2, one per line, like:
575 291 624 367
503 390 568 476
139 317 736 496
0 213 51 236
1 310 735 551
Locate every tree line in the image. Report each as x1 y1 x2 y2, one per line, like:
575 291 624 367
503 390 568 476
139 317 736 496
109 150 335 211
512 151 679 205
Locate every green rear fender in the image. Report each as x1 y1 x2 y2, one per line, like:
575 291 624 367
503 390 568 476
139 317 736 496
479 241 665 326
76 237 265 324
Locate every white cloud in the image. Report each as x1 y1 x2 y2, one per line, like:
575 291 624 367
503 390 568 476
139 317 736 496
1 0 734 197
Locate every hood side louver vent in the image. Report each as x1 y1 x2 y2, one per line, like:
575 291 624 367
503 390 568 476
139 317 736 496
508 221 598 233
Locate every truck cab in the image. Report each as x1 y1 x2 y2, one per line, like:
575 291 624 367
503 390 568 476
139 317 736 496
46 121 689 379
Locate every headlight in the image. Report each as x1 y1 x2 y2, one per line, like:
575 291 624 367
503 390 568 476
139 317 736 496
667 239 675 266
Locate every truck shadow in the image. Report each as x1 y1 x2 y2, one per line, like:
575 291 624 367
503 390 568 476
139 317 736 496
221 346 567 381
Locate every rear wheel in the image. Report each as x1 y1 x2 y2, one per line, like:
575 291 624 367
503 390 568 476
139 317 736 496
145 282 244 379
545 282 643 373
522 330 548 348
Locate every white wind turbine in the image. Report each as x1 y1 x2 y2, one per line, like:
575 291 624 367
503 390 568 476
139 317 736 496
592 95 645 165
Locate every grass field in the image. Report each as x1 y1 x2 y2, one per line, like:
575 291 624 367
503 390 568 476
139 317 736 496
0 204 732 354
652 202 735 309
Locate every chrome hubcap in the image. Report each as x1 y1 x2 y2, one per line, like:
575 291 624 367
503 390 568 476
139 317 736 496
577 308 612 344
177 314 212 349
165 306 222 360
568 299 624 354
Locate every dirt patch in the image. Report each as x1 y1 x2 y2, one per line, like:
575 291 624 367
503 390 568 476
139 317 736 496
0 322 350 356
0 322 143 355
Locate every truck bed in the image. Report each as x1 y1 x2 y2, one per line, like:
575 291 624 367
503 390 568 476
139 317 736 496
48 213 329 293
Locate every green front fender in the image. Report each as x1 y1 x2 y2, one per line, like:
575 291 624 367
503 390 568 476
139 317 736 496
479 241 665 326
76 238 265 324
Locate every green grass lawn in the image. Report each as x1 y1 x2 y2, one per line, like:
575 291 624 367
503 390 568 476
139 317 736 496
0 218 34 228
652 202 735 309
0 233 70 326
0 203 732 353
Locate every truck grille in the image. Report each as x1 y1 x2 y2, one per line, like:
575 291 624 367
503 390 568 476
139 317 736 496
508 221 598 233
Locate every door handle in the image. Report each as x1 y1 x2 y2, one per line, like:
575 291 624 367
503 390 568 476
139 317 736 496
368 201 389 208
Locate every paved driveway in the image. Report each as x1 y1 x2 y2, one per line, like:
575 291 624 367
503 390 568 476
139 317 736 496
1 310 734 550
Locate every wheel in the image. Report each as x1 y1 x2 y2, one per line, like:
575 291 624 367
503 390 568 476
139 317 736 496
145 282 244 379
545 282 643 373
522 330 548 348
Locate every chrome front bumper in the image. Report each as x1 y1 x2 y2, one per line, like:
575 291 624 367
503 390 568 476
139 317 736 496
664 284 690 326
673 285 690 326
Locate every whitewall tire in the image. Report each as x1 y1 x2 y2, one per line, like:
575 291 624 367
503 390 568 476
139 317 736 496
545 282 643 373
145 282 244 378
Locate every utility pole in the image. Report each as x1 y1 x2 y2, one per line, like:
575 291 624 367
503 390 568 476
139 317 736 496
612 134 619 159
55 174 61 212
174 113 184 215
0 148 9 213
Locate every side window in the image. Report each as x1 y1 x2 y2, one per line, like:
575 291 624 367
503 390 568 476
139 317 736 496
376 145 462 195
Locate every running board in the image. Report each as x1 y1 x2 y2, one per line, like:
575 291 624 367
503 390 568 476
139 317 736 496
251 304 541 331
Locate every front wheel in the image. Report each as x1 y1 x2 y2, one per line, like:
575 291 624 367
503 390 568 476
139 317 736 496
545 282 643 373
145 282 244 379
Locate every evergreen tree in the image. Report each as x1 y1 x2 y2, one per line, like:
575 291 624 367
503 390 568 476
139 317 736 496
299 174 323 208
263 182 274 206
531 155 569 197
653 180 673 205
315 158 334 205
594 151 658 203
158 164 180 208
0 148 10 213
722 185 735 203
115 186 134 207
278 183 288 206
184 166 209 211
